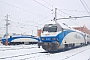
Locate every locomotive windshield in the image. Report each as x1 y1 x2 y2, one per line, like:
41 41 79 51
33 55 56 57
43 26 57 32
43 24 62 32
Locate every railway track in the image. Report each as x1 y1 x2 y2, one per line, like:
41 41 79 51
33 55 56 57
0 44 49 60
0 46 37 51
0 44 38 51
62 47 90 60
0 51 50 60
0 45 90 60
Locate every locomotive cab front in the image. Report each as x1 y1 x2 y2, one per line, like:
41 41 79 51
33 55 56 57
39 22 63 51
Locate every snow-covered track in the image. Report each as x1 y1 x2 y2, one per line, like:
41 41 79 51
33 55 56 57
0 52 50 60
62 47 90 60
0 44 38 51
0 45 90 60
0 46 37 51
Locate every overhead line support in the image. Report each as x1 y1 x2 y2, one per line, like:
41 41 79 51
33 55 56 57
5 14 10 46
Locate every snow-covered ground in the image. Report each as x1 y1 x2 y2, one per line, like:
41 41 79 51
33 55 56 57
0 43 90 60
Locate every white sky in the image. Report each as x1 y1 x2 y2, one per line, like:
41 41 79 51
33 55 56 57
0 0 90 36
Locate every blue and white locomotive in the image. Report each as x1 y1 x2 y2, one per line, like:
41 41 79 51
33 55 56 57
38 20 90 51
2 33 38 45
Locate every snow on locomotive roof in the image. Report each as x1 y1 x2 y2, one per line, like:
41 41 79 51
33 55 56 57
45 20 72 30
45 20 85 35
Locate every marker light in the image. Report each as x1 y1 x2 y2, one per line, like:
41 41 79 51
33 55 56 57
52 38 57 40
42 38 45 40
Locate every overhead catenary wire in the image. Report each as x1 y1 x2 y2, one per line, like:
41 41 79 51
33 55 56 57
41 0 54 8
69 18 84 29
0 16 35 29
80 0 90 16
9 16 33 23
57 9 74 16
41 0 90 18
9 13 51 26
34 0 68 17
0 0 69 22
0 11 51 25
57 13 65 17
0 0 89 28
0 0 55 24
41 0 65 18
36 0 86 23
82 0 90 13
0 0 55 33
8 22 40 33
33 0 90 29
41 0 90 30
0 0 44 17
33 0 52 11
9 18 43 29
0 0 53 23
35 13 52 22
42 0 88 13
57 16 90 20
0 13 51 31
33 11 53 22
59 9 87 13
41 0 75 17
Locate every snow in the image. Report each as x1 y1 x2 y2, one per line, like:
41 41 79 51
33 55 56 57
0 43 90 60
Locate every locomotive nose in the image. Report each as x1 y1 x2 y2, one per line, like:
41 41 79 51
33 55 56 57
42 42 60 51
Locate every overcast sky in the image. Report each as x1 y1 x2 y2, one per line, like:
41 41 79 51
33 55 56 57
0 0 90 36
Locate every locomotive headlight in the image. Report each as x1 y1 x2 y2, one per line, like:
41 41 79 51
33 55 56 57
42 38 45 40
52 38 57 40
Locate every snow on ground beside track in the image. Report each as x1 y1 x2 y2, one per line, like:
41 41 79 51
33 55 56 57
0 44 45 60
0 44 90 60
38 45 90 60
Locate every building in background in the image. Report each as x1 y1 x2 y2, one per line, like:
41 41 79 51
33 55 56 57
37 29 42 38
73 25 90 34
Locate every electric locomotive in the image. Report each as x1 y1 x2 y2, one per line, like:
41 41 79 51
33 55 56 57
38 20 89 52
